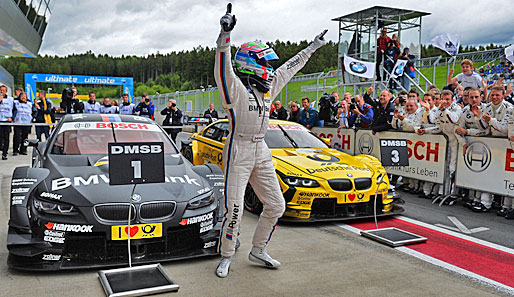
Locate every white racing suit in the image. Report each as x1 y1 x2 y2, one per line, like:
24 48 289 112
424 102 462 195
415 106 442 195
455 103 491 208
392 109 422 189
214 31 317 257
485 101 513 209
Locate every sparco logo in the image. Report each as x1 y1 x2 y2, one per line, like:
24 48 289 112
179 212 214 226
464 141 491 172
349 62 367 74
45 222 93 232
358 134 374 154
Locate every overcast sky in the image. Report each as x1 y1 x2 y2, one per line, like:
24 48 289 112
39 0 514 57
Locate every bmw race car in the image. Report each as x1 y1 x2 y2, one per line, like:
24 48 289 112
7 114 225 270
181 119 404 222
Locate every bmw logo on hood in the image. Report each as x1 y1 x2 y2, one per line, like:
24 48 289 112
132 193 142 202
347 173 353 177
349 61 367 74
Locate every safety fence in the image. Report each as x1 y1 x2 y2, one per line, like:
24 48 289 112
311 127 514 197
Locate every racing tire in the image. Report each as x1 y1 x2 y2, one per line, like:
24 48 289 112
182 144 194 163
244 183 263 214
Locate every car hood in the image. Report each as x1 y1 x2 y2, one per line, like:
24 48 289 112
42 154 210 206
272 148 375 179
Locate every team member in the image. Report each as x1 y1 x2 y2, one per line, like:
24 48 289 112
204 103 219 119
0 87 14 160
84 92 101 113
417 90 462 202
100 98 118 114
160 99 183 142
12 93 34 156
455 88 491 211
33 90 53 142
135 94 155 120
119 93 135 115
213 4 327 278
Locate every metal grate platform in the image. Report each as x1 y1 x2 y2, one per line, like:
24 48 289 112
360 227 427 247
98 264 179 297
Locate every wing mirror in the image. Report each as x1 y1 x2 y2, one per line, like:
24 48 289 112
221 137 227 143
322 138 331 146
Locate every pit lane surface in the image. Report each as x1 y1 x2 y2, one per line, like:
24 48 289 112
0 134 511 296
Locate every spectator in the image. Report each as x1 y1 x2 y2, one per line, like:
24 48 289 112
376 27 391 81
300 97 321 129
332 91 340 103
417 90 462 203
416 92 441 199
398 48 415 91
448 59 482 89
348 94 373 128
70 87 84 113
343 92 352 104
287 101 301 123
443 77 460 93
455 88 491 211
33 90 52 142
119 93 135 115
384 39 400 88
100 98 118 114
271 101 288 120
84 92 100 114
135 93 155 120
393 90 408 112
12 92 34 156
482 86 513 218
112 99 119 107
204 103 219 119
0 86 14 160
336 100 349 130
161 99 183 142
363 87 395 133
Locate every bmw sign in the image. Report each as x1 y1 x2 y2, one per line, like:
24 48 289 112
349 61 367 74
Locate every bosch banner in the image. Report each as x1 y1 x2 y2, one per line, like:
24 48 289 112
455 137 514 196
354 130 447 184
24 73 134 103
311 127 355 155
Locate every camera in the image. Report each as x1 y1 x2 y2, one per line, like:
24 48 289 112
318 93 338 125
349 103 356 111
171 102 176 107
145 98 150 103
398 95 406 105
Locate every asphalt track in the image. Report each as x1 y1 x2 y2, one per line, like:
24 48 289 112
0 132 513 296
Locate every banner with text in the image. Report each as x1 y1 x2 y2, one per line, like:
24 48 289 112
455 137 514 196
354 130 447 184
312 127 355 155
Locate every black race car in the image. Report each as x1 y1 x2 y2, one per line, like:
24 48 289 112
7 114 224 270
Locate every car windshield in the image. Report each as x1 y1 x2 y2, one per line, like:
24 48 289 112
264 124 328 149
51 122 177 155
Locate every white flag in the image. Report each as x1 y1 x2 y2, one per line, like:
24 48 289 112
505 44 514 64
431 33 461 56
343 55 375 79
390 59 407 79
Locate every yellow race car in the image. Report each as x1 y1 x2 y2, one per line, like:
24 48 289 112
181 119 404 222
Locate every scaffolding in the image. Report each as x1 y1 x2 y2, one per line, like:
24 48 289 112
332 6 430 95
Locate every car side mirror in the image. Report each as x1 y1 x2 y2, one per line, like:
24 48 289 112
322 138 331 146
221 137 227 143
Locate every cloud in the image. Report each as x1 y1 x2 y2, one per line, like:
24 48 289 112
39 0 514 57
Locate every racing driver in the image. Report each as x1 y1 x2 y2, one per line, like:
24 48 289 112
213 3 327 278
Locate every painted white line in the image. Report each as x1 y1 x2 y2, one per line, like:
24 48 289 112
469 227 490 233
448 216 472 234
396 216 514 256
396 246 514 295
337 222 514 295
435 223 461 232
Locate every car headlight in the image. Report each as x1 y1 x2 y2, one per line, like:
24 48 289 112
32 197 76 215
283 177 319 188
187 192 215 210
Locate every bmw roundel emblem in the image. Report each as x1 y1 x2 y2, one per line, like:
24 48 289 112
349 61 367 74
132 193 142 202
347 173 353 177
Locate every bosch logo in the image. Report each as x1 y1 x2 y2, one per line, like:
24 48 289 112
358 134 374 154
349 62 367 74
464 141 491 172
132 193 142 202
74 123 91 129
306 154 340 163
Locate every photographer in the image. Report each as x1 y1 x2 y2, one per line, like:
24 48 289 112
135 93 155 120
161 99 182 142
348 94 373 129
318 93 338 126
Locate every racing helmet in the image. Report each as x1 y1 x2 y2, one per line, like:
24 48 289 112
234 41 279 92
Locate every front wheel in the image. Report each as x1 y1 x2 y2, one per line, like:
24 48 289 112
244 184 263 214
182 144 193 163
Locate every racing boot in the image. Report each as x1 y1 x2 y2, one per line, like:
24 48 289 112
215 256 232 278
249 246 280 268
